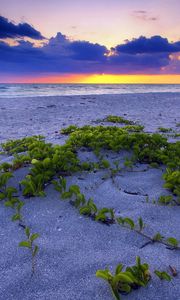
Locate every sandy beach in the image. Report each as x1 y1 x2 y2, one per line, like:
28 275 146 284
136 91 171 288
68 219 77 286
0 93 180 300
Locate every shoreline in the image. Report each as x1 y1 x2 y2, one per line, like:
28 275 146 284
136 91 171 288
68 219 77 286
1 91 180 99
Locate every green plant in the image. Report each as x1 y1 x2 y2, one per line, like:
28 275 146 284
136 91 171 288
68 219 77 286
0 172 15 200
100 159 110 169
166 237 179 249
60 125 78 135
116 216 180 250
152 232 163 242
52 176 67 193
154 270 171 281
123 125 144 132
104 115 135 125
21 174 46 197
158 127 172 133
1 135 45 154
96 256 150 300
158 195 174 205
95 208 115 224
79 198 98 216
19 226 39 274
124 158 133 169
126 256 151 286
163 169 180 198
5 198 24 222
0 162 12 172
12 154 31 170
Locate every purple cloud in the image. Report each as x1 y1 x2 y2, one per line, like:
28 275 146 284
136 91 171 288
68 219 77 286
114 36 180 54
0 16 180 75
0 15 44 40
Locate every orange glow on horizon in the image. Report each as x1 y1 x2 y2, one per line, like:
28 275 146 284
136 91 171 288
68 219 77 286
80 74 180 84
2 74 180 84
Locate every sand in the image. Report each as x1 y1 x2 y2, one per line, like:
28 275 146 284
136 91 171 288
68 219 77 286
0 93 180 300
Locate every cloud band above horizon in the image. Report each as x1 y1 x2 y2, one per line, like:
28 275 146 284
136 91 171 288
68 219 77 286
0 16 180 78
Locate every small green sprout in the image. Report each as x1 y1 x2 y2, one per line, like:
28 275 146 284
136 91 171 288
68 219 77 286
96 256 151 300
154 270 171 281
19 226 40 274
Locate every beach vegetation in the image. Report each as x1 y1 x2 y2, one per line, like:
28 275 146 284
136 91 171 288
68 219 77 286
0 162 12 172
1 135 45 154
19 226 39 274
104 115 135 125
60 125 78 134
123 125 144 132
163 169 180 198
158 127 172 133
96 256 151 300
1 118 180 291
157 195 174 205
154 270 171 281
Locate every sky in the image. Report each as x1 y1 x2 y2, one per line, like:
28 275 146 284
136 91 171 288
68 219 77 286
0 0 180 83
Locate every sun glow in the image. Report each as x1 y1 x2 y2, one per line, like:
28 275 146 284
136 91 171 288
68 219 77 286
79 74 180 84
2 74 180 84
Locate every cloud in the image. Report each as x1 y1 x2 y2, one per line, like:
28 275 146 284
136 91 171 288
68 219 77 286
0 17 180 75
114 36 180 54
0 33 108 74
43 33 107 61
132 10 158 22
0 15 44 40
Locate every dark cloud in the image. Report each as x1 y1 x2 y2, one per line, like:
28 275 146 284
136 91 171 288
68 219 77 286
0 18 179 75
0 16 44 39
43 32 107 61
115 36 180 54
0 33 108 74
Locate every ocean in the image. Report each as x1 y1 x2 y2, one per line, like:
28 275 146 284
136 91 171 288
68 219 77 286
0 84 180 98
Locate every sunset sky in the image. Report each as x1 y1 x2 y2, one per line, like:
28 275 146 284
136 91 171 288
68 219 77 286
0 0 180 83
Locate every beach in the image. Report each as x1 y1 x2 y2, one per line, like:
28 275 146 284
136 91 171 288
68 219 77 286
0 92 180 300
0 93 179 142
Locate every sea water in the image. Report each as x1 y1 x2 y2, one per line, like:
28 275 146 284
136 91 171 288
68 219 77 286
0 84 180 98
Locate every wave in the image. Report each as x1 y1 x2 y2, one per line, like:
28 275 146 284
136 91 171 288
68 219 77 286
0 84 180 98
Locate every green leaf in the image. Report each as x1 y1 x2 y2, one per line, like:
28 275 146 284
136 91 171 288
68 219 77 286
61 191 72 199
79 206 91 215
4 201 14 208
88 198 98 213
116 217 125 225
31 159 39 164
19 241 31 248
154 270 171 281
25 227 30 238
136 256 141 268
167 237 179 248
96 270 111 281
124 218 135 229
113 273 134 285
17 201 24 211
33 245 39 257
119 283 131 293
138 217 144 231
153 232 163 242
30 233 39 242
12 213 21 221
0 193 6 200
115 264 124 275
69 185 80 195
